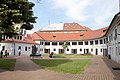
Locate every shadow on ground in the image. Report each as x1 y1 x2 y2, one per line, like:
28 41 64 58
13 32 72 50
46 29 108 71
102 57 120 80
31 59 72 69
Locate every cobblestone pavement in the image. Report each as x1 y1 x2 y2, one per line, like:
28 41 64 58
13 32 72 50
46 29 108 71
0 55 120 80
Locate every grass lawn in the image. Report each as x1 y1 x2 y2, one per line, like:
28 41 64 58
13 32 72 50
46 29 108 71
0 59 16 70
32 59 91 74
42 54 93 58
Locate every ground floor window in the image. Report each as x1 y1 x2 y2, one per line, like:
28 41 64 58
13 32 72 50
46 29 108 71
80 49 82 51
44 49 50 53
67 49 69 51
25 46 27 51
53 49 56 51
71 49 77 54
59 49 64 54
84 49 89 54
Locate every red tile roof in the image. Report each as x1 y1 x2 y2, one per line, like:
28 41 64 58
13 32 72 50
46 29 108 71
1 39 38 44
32 27 107 41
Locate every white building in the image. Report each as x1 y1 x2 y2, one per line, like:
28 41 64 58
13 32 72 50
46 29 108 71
0 23 39 56
0 12 120 64
105 12 120 64
31 23 108 55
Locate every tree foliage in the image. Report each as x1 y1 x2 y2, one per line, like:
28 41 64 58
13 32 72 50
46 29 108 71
62 42 68 49
0 0 37 38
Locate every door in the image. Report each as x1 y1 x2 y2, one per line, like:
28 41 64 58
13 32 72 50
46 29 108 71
96 49 98 55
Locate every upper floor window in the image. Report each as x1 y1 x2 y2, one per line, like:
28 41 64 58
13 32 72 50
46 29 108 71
78 42 83 45
40 42 43 45
95 40 98 45
59 42 64 45
104 38 106 44
111 34 113 41
72 42 77 45
45 42 50 45
66 42 70 45
100 39 103 44
114 29 117 40
90 41 93 45
52 42 57 45
85 41 88 45
106 37 108 43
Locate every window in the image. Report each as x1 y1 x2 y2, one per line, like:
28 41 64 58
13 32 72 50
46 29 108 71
28 47 31 49
111 34 113 41
14 36 16 39
66 42 70 45
52 42 57 45
18 46 21 49
100 39 103 44
72 42 77 45
80 49 82 51
53 49 56 51
40 42 43 45
85 41 88 45
78 42 83 45
53 36 56 37
95 40 98 45
20 36 22 40
45 42 50 45
59 42 64 45
114 29 117 40
71 49 77 54
101 49 102 52
90 41 93 45
67 49 69 51
104 39 106 44
80 34 84 36
91 49 93 52
106 37 108 43
17 36 19 40
25 47 27 51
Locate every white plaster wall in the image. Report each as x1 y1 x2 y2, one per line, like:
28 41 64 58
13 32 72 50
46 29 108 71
43 39 107 55
0 42 39 56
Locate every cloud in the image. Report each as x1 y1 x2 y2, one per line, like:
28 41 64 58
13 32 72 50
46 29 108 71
90 0 119 28
51 0 92 21
50 0 119 28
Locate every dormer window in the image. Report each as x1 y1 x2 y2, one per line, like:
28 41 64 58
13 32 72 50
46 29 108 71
103 29 107 32
80 34 84 36
53 36 56 37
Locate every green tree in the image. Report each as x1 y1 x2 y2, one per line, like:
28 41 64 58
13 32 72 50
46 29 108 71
62 42 68 54
0 0 37 39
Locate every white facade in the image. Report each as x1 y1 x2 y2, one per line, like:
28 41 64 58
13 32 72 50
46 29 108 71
38 38 107 55
105 12 120 64
0 42 39 55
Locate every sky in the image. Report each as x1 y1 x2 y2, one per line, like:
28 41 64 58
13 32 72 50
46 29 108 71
28 0 119 33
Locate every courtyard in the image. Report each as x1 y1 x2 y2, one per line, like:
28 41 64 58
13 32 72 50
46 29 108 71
0 54 120 80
